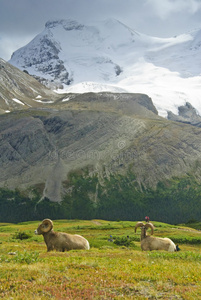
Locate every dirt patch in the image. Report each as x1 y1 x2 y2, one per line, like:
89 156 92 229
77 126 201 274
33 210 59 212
91 220 102 226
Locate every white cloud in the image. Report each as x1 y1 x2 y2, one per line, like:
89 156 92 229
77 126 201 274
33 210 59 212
145 0 201 19
0 36 17 61
0 35 33 61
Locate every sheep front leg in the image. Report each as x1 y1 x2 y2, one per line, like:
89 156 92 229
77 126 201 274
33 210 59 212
46 244 54 252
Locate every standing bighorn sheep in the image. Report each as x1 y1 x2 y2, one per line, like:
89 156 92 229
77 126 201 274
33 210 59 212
135 222 177 252
35 219 90 252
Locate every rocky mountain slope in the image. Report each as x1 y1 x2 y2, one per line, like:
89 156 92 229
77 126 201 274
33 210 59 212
8 18 201 117
0 58 59 113
2 19 201 222
1 92 201 203
168 102 201 127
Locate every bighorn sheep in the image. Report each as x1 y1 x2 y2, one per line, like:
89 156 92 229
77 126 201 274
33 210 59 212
35 219 90 252
135 222 177 252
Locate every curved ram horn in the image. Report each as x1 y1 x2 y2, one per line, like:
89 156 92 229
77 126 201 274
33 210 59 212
134 222 145 232
145 222 154 235
41 219 53 233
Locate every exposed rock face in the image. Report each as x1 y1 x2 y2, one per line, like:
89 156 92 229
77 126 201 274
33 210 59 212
1 93 201 202
22 33 71 88
168 102 201 127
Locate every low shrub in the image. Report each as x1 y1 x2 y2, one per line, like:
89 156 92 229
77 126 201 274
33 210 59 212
113 236 136 247
12 231 32 240
169 235 201 245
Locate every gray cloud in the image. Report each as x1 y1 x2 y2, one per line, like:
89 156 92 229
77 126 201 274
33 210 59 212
0 0 201 60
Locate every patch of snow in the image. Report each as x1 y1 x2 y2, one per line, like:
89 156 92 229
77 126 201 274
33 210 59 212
29 87 39 93
57 81 127 94
33 99 54 103
61 97 70 102
12 98 25 105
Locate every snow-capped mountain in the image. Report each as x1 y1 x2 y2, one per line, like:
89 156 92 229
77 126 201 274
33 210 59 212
9 19 201 117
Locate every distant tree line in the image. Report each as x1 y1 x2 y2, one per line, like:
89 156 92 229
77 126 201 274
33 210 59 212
0 172 201 224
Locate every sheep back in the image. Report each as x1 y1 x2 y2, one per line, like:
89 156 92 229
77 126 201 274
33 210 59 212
141 236 176 252
44 231 90 251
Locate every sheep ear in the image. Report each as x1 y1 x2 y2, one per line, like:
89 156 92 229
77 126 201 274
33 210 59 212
41 219 53 233
135 222 145 232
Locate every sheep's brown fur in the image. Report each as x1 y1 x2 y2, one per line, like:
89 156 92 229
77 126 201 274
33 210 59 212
35 219 90 252
135 222 176 252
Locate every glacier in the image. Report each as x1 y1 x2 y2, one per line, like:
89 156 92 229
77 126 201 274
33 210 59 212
8 18 201 118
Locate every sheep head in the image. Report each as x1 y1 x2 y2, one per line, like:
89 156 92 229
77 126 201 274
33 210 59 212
35 219 53 235
135 222 154 236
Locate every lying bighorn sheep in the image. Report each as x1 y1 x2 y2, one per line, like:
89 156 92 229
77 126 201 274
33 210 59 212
135 222 176 252
35 219 90 252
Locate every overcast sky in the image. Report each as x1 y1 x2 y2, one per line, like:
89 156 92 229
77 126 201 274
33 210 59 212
0 0 201 60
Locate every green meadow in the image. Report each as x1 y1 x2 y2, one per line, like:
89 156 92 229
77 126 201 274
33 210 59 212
0 219 201 299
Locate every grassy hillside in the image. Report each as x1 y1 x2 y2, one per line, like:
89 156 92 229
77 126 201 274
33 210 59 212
0 219 201 299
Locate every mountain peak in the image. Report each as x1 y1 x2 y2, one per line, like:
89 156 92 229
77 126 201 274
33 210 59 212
8 18 201 117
